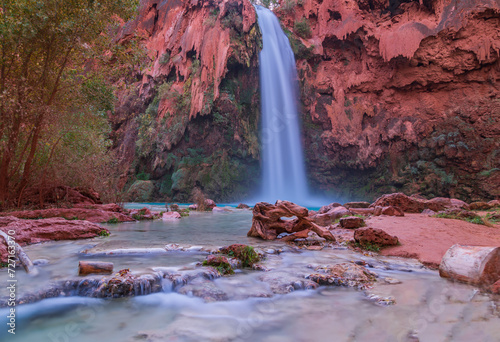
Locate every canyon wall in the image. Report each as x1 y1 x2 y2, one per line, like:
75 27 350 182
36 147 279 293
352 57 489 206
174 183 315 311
278 0 500 201
113 0 499 202
111 0 262 202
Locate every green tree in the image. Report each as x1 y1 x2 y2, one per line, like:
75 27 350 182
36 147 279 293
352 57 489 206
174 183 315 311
0 0 139 207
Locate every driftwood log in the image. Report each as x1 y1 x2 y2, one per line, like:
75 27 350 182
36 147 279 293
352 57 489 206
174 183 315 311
78 261 114 276
439 245 500 286
0 230 37 275
247 201 335 241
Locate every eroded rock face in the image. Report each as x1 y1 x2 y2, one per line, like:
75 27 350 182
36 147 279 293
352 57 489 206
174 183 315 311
277 0 500 202
0 216 108 263
112 0 263 202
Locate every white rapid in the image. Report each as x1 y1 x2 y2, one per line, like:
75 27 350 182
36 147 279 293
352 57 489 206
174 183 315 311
255 5 310 204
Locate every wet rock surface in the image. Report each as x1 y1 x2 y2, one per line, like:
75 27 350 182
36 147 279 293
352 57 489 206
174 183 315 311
0 216 108 263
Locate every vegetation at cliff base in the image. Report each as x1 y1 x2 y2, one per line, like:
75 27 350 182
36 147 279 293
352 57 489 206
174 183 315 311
0 0 139 208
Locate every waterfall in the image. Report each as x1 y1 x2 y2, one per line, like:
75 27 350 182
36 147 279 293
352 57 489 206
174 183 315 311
255 5 310 204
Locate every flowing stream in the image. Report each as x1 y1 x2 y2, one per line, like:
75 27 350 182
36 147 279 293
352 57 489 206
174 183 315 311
1 205 499 341
255 5 310 204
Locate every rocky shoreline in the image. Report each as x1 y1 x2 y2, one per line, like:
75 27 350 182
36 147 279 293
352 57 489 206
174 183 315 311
0 192 499 305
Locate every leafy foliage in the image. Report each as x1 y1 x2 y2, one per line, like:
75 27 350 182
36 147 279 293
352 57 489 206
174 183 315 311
294 17 311 38
0 0 140 207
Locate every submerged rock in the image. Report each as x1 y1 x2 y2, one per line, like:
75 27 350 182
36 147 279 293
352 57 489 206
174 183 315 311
162 211 181 220
307 263 377 289
177 279 229 302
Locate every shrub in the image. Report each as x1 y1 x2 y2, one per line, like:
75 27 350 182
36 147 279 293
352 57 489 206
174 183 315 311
294 18 311 39
159 52 170 65
98 230 110 236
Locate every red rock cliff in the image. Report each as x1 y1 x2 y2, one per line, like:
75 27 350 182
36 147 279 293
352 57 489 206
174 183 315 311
277 0 500 201
111 0 262 202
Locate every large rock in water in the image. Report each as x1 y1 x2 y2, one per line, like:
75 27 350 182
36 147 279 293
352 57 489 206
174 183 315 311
439 245 500 286
248 201 335 241
0 216 108 263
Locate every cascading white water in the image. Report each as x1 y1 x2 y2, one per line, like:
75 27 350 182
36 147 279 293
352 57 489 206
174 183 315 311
255 5 310 204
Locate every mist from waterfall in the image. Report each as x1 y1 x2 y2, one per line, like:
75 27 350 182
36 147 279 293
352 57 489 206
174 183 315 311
254 5 312 205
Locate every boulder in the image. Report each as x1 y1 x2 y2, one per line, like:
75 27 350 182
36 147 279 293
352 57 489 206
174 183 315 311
126 180 155 202
310 206 350 226
204 199 216 209
236 203 250 209
348 208 374 215
421 208 436 216
203 255 233 275
339 216 365 229
381 206 404 216
188 204 198 210
169 203 180 211
354 228 399 247
428 197 469 210
469 201 492 210
0 216 108 263
371 193 426 212
344 201 371 209
162 212 181 220
318 202 342 214
439 245 500 286
488 200 500 208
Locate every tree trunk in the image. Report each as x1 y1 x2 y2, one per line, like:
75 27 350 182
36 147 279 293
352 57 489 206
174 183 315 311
439 245 500 286
78 261 114 276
